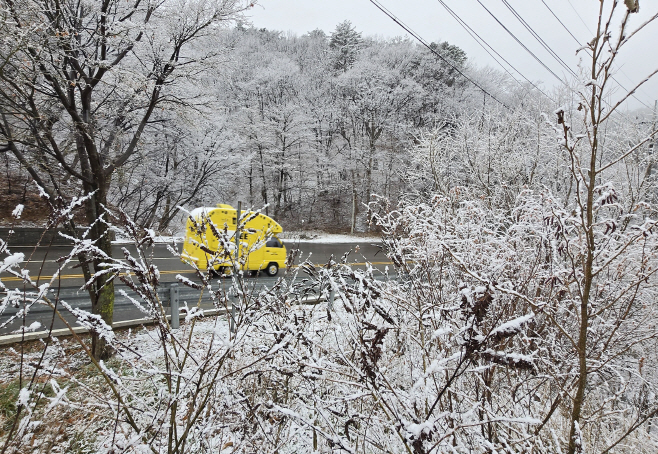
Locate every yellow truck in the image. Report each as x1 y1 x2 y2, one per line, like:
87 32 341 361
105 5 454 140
181 204 286 276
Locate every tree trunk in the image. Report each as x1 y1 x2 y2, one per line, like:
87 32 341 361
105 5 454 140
365 147 373 206
157 194 171 232
258 145 268 215
88 187 116 360
567 27 602 448
364 119 382 206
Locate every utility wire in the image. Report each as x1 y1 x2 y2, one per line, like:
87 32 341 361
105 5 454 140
478 0 644 115
566 0 593 33
540 0 581 44
540 0 654 110
435 0 552 100
437 1 519 82
501 0 578 79
368 0 510 109
475 0 565 84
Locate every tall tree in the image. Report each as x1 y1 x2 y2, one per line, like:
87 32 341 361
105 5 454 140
329 20 362 72
0 0 253 359
336 58 423 210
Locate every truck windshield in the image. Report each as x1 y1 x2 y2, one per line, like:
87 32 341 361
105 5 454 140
266 238 282 248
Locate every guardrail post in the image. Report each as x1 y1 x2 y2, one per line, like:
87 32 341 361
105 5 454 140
328 288 336 311
170 283 179 329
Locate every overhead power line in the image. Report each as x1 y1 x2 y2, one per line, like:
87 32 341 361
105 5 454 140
540 0 654 110
501 0 578 79
475 0 565 85
540 0 581 44
368 0 510 109
476 0 641 114
435 0 552 100
566 0 593 34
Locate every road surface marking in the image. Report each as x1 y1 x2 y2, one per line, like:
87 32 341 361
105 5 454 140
0 262 393 282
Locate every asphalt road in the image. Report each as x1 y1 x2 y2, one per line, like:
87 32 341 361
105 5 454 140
1 240 391 336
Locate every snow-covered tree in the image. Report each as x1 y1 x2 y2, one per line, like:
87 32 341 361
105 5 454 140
0 0 255 359
329 20 362 73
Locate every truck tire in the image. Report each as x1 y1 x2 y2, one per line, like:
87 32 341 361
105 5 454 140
266 262 279 277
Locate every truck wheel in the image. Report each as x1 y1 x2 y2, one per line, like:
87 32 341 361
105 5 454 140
266 262 279 277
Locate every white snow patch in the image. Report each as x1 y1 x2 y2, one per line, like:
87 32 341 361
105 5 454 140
282 232 380 244
406 419 434 438
1 252 25 271
490 313 534 338
12 204 24 219
17 387 30 407
188 207 216 220
25 321 41 332
35 183 49 199
183 306 204 323
431 327 451 340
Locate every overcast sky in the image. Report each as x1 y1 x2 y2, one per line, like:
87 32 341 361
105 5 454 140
249 0 658 111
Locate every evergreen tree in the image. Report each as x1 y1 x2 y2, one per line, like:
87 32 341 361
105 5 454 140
329 21 362 72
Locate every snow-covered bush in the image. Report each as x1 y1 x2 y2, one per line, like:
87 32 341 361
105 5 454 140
3 167 658 453
367 179 658 452
0 206 306 453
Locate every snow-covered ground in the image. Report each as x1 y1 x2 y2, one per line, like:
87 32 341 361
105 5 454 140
111 231 380 245
280 231 380 243
111 234 184 245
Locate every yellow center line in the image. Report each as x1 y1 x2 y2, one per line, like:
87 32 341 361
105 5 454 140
0 261 394 282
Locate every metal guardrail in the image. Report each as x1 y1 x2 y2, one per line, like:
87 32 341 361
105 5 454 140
0 307 234 346
0 282 328 345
